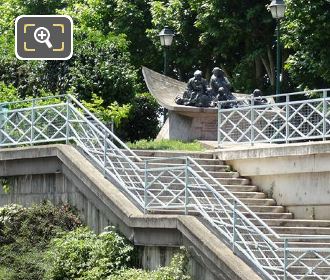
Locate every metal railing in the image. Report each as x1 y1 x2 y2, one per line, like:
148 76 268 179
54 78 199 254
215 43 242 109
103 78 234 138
1 94 330 279
218 89 330 147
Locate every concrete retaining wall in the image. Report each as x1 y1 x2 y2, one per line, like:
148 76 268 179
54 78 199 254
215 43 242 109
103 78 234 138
0 145 260 280
216 141 330 219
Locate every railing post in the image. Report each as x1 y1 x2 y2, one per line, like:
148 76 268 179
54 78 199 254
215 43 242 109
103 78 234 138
144 161 148 214
65 97 71 144
286 94 289 144
185 158 189 215
103 130 108 177
250 94 255 146
0 105 7 145
232 201 237 254
284 238 288 280
109 120 114 142
323 90 327 141
218 103 222 148
30 99 35 145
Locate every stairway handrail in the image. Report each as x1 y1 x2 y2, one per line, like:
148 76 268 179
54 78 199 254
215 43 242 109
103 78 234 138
67 95 143 163
2 95 330 279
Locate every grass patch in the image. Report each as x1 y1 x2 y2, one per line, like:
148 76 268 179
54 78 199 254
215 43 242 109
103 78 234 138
126 139 205 151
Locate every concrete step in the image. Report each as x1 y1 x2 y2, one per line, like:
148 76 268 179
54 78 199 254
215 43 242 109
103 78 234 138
133 181 258 193
270 226 330 236
120 174 250 186
146 187 265 199
148 209 293 220
145 193 275 207
263 219 330 228
127 149 215 159
147 201 285 213
221 185 258 192
245 212 293 219
239 205 284 213
257 257 330 267
271 275 330 279
264 236 330 245
113 167 240 179
135 162 231 172
129 156 224 166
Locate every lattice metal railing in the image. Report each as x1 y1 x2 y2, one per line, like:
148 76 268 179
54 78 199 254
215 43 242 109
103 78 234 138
1 94 330 279
218 89 330 146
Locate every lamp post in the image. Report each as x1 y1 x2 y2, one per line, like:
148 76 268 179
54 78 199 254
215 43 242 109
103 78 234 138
269 0 286 97
159 26 175 123
158 26 175 75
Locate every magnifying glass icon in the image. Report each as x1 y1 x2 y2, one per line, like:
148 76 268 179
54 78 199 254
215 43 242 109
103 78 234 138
34 27 53 49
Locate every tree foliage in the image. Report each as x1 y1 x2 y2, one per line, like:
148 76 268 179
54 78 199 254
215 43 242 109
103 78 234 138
0 0 330 140
0 0 140 104
0 203 82 280
148 0 276 93
282 0 330 89
0 203 191 280
45 227 134 280
118 93 161 142
107 252 191 280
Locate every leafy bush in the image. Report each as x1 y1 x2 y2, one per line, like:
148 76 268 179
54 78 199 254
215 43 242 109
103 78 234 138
107 251 191 280
82 93 131 127
0 202 191 280
45 227 134 280
119 93 161 142
0 202 82 280
0 82 20 104
0 202 81 247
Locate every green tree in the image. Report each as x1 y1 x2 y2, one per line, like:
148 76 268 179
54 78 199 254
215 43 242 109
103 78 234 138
282 0 330 89
148 0 276 93
118 93 161 142
0 0 140 104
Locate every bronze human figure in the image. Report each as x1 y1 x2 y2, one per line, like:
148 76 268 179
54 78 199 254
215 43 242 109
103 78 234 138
252 89 268 105
175 67 265 108
175 70 212 107
210 67 239 108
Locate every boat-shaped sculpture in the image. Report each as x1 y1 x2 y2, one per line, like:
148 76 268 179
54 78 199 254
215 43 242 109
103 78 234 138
142 67 247 141
142 67 277 142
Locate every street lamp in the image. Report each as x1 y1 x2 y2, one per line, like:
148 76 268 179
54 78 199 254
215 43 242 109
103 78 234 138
269 0 286 97
158 26 175 75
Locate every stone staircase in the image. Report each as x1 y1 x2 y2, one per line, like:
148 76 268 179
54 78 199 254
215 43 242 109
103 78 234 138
121 149 330 279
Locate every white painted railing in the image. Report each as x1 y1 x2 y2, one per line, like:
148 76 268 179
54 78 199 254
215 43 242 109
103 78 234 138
1 95 330 279
218 89 330 147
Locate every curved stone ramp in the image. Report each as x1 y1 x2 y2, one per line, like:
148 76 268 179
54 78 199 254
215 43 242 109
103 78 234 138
0 145 261 280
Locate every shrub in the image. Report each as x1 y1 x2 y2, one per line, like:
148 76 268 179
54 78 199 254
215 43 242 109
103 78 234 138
0 82 20 104
0 202 82 280
119 93 161 142
0 202 81 247
45 226 134 280
107 251 191 280
82 93 131 127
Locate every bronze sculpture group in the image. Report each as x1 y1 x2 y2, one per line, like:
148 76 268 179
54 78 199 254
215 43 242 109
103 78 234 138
175 67 268 108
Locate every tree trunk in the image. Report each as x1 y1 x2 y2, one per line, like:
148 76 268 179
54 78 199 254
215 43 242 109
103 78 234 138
255 57 263 88
261 45 275 86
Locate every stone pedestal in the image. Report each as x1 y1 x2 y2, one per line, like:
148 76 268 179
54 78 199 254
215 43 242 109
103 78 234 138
158 110 217 141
